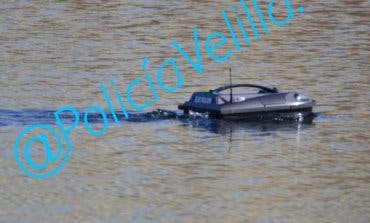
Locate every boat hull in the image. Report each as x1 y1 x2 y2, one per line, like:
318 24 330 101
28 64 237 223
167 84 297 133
178 104 313 122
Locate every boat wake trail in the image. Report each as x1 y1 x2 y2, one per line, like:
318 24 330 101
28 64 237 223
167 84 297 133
0 109 182 127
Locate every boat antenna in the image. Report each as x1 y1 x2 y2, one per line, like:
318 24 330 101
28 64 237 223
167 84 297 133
229 68 233 102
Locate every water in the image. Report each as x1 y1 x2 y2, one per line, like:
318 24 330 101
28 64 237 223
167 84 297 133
1 0 369 222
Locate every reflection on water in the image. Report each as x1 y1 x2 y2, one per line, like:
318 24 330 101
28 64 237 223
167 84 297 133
0 0 369 222
179 115 315 135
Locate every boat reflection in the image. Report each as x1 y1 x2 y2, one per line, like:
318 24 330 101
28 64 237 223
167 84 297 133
178 113 315 135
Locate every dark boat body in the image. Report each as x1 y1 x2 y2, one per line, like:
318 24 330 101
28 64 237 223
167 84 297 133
178 84 316 121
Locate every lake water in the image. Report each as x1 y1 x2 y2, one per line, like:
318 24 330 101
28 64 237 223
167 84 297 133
0 0 369 222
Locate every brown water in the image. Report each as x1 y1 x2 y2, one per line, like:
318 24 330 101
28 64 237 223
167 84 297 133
1 0 369 222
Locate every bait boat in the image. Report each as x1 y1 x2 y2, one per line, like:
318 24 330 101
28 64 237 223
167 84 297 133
178 84 315 121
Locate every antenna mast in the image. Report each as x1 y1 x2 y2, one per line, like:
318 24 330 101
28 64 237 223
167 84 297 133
229 68 233 103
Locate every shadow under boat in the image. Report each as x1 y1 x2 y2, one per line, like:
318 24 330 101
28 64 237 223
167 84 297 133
177 112 316 135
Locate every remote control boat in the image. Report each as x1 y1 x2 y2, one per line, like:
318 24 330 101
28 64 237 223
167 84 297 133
178 84 316 121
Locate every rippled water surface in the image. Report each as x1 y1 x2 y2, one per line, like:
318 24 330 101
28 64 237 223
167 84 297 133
0 0 369 222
